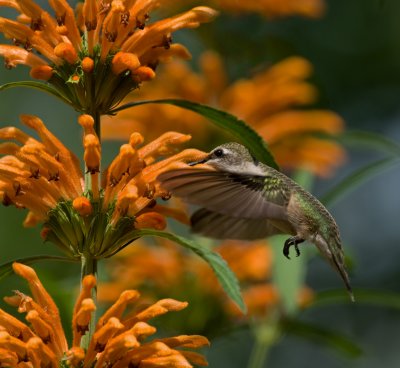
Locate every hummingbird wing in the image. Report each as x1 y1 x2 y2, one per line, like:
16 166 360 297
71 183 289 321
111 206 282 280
157 168 289 220
191 208 284 240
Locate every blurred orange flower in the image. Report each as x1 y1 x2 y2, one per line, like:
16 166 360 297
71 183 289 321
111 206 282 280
103 53 346 177
0 263 209 367
99 239 313 332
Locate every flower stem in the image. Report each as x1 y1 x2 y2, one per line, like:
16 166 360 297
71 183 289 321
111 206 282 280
80 253 97 349
81 253 98 277
81 101 101 348
247 338 270 368
93 110 101 140
247 310 280 368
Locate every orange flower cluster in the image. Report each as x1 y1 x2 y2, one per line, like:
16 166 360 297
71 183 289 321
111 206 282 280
0 0 217 113
212 0 325 18
99 239 313 325
0 114 206 258
103 53 346 177
0 263 209 367
0 115 83 227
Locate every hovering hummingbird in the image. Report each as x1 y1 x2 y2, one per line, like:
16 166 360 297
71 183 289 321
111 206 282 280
158 142 354 301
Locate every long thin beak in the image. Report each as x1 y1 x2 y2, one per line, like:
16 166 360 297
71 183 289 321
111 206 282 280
188 155 210 166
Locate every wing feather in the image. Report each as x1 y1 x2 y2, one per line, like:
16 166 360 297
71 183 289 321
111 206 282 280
158 169 287 220
191 208 284 240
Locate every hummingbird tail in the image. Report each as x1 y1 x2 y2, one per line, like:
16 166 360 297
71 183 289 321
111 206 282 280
332 256 355 302
314 234 355 302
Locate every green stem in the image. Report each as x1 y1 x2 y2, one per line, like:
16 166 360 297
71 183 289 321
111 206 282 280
247 338 271 368
80 254 98 349
81 107 101 348
93 110 101 139
81 253 97 277
247 310 280 368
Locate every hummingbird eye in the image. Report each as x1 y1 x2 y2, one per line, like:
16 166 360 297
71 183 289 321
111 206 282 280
213 149 224 157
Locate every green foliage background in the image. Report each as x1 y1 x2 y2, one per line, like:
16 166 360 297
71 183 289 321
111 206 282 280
2 0 400 367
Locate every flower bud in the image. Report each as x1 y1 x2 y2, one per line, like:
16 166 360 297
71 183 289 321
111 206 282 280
112 52 140 75
135 212 167 230
81 57 94 73
132 66 155 82
54 43 78 64
29 66 53 80
73 197 93 217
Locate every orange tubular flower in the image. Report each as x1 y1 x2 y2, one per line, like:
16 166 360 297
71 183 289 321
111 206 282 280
0 114 207 259
103 53 346 177
0 263 209 367
0 0 218 114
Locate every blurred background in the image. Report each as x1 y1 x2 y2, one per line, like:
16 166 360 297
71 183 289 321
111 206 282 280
1 0 400 367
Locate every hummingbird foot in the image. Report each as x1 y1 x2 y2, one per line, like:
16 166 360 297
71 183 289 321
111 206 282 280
283 236 305 259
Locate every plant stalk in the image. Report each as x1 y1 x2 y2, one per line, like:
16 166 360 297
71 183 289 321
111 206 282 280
247 338 271 368
247 309 280 368
81 108 101 348
80 253 98 349
92 110 101 140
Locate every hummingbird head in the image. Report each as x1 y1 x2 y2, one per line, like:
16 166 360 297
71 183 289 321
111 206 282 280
189 142 263 175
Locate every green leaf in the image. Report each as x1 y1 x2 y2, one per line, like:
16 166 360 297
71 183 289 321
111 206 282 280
0 81 72 106
281 318 362 357
339 130 400 157
310 289 400 309
109 99 278 169
322 157 400 206
0 255 77 281
131 229 246 312
319 130 400 206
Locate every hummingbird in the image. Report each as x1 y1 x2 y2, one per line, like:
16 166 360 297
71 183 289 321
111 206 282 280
158 142 354 301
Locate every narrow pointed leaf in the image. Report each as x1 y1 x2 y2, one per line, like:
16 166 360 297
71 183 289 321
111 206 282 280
310 289 400 309
110 99 278 168
322 157 400 206
320 131 400 207
339 130 400 157
0 255 77 281
282 318 362 357
132 229 246 312
0 81 72 106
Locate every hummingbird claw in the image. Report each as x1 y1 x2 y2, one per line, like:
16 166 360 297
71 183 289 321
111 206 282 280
283 238 293 259
295 243 301 257
283 236 305 260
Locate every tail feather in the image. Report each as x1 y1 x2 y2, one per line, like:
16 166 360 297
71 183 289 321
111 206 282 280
331 256 355 302
313 234 355 302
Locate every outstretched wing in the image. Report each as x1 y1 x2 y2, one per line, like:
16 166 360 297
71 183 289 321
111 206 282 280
157 168 289 220
191 208 285 240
